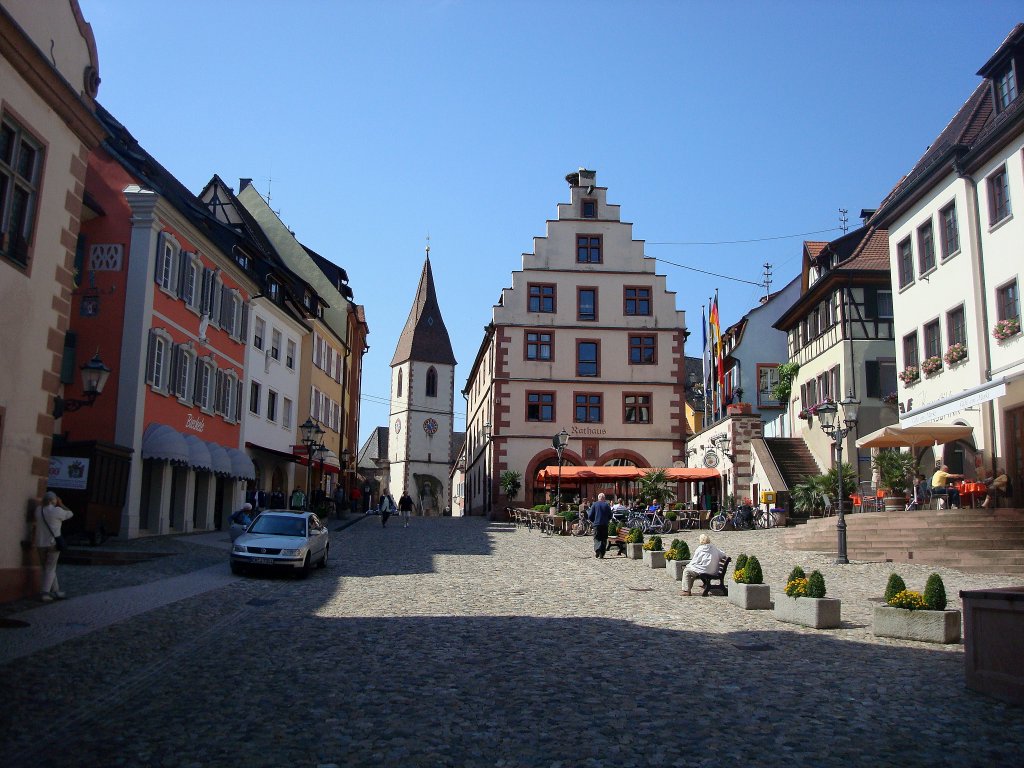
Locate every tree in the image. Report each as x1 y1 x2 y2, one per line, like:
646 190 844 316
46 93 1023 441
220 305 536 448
499 470 522 500
638 468 677 506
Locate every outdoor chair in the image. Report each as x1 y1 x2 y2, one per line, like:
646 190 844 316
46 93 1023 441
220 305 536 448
821 494 834 517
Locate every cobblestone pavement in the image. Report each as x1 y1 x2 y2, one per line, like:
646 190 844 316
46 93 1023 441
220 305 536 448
2 517 1023 768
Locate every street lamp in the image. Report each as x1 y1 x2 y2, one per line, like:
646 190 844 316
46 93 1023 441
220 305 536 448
53 352 112 418
814 392 860 564
299 417 325 511
552 428 569 512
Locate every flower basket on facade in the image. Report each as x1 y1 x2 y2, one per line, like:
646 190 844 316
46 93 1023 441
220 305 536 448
943 343 968 366
993 317 1021 342
898 365 920 385
882 392 898 406
921 356 943 376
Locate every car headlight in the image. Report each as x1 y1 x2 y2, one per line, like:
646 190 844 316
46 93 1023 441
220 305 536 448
279 548 304 557
232 544 245 553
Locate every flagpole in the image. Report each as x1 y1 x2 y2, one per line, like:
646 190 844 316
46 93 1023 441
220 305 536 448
701 303 709 430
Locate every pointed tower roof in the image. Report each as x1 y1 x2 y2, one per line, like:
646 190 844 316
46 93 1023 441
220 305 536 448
391 250 457 366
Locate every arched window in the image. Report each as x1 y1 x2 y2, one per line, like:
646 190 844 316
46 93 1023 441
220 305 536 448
397 369 403 398
426 367 437 398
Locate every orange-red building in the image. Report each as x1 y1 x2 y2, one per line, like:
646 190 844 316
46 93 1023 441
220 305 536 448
61 106 257 537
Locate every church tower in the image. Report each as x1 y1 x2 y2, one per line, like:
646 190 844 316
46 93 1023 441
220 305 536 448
388 245 456 514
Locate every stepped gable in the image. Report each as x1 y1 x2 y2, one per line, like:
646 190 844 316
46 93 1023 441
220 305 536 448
763 438 822 489
391 254 456 366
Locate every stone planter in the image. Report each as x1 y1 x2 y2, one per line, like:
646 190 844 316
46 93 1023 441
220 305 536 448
642 549 666 569
626 542 644 560
728 582 772 610
666 559 690 580
662 519 677 533
872 606 961 644
773 596 841 629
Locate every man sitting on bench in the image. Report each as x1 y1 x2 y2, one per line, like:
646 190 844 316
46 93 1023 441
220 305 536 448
682 533 726 596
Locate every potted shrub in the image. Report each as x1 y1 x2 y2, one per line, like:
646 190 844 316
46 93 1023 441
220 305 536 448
625 527 644 560
873 573 961 643
872 449 916 512
921 355 943 376
499 470 522 504
774 567 841 629
729 554 771 610
664 539 691 580
642 535 666 568
993 317 1020 341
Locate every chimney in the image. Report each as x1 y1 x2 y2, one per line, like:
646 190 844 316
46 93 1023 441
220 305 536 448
860 208 877 225
565 168 597 189
239 178 253 191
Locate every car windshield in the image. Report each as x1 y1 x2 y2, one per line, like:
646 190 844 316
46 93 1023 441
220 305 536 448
249 515 307 537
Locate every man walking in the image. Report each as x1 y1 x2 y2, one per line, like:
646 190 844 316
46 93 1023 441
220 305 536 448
398 491 414 528
587 492 613 559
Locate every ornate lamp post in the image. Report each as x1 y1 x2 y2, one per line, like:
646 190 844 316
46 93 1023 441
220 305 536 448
814 392 860 564
299 417 325 511
53 352 112 418
552 428 569 512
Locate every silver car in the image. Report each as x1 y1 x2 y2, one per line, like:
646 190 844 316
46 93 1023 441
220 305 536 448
230 511 330 577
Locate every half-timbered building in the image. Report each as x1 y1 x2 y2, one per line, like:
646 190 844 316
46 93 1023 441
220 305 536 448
772 222 898 480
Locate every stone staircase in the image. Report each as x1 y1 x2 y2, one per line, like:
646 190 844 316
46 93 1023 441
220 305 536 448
763 437 821 491
781 507 1024 575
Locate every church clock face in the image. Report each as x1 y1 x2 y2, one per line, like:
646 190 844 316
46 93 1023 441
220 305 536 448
423 417 439 435
393 418 402 434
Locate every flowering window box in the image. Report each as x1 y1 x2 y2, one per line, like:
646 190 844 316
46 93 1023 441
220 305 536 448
898 365 920 385
921 356 943 376
872 605 961 644
943 343 968 367
993 317 1020 342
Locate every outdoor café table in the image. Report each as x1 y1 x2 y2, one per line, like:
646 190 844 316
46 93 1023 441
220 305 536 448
959 481 986 509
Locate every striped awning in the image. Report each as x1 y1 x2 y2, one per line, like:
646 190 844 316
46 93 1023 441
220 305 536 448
141 424 189 464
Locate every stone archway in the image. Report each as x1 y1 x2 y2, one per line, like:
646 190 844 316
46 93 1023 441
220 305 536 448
595 448 651 468
525 448 584 506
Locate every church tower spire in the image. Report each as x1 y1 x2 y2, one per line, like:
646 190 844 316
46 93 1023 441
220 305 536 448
387 246 456 515
390 249 456 367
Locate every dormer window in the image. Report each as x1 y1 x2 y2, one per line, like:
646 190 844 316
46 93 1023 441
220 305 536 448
303 291 313 309
266 277 279 302
995 63 1018 112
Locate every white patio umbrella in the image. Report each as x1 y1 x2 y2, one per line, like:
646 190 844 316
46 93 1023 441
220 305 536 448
855 422 974 449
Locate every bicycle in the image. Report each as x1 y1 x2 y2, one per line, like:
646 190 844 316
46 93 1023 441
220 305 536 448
753 507 779 529
571 509 593 537
628 505 671 534
709 506 756 532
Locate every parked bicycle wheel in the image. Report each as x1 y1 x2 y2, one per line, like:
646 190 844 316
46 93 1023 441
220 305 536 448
626 513 648 533
709 513 727 532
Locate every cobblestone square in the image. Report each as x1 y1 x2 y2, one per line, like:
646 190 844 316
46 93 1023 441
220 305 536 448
2 517 1022 767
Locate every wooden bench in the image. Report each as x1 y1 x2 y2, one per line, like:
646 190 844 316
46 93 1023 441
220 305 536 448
695 555 731 596
605 526 628 556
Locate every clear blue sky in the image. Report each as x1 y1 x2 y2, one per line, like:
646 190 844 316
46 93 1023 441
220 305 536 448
84 1 1021 444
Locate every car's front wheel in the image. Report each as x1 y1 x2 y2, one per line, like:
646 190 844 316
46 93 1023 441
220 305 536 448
317 544 329 568
230 561 244 576
297 552 311 579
